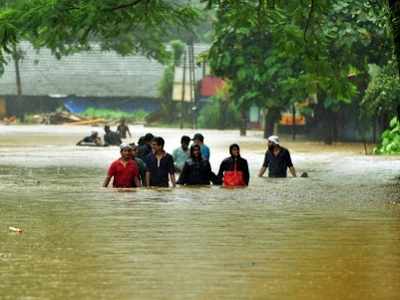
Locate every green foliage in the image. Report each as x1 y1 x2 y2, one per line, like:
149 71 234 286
362 62 400 119
170 40 185 66
374 117 400 154
0 0 200 64
204 0 392 139
197 95 241 129
157 39 185 122
388 0 400 76
80 108 148 123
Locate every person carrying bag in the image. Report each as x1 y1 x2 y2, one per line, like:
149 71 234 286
217 144 250 187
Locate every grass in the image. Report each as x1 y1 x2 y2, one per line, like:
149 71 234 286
80 108 149 123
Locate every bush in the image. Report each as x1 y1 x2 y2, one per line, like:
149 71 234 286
197 97 241 129
80 108 148 123
374 117 400 154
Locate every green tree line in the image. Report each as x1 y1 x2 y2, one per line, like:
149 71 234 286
0 0 399 150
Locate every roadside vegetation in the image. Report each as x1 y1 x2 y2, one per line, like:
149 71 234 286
0 0 399 153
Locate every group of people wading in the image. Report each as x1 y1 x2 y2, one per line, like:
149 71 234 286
103 132 297 189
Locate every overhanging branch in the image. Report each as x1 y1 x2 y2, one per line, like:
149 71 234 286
304 0 315 42
109 0 145 11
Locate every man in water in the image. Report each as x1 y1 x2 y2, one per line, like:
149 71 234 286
130 143 148 186
144 137 176 187
172 135 191 172
192 133 210 160
103 143 141 188
76 131 102 146
258 135 297 178
117 118 131 139
217 143 250 186
177 144 215 185
104 125 122 146
137 133 154 160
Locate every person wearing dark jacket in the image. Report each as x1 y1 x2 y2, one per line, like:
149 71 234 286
137 133 154 160
177 144 216 185
104 125 122 146
217 144 250 186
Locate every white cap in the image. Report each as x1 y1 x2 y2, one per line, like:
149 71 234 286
267 135 280 145
120 143 132 150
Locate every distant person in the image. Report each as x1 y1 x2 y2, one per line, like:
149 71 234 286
104 125 122 146
137 133 154 160
177 144 215 185
217 144 249 187
76 131 102 146
192 133 210 160
258 135 297 178
172 135 191 172
131 143 148 186
103 143 141 188
117 118 131 139
144 137 176 187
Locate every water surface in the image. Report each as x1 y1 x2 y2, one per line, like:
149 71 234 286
1 125 399 300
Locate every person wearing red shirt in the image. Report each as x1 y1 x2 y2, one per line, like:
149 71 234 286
103 143 141 188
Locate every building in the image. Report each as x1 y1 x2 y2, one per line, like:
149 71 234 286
0 42 209 117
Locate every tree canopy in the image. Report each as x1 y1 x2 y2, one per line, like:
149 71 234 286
0 0 200 65
202 0 395 139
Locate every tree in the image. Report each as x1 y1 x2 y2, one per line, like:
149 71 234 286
158 40 185 122
204 0 392 142
0 0 200 67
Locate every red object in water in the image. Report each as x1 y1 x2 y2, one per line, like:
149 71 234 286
200 76 225 97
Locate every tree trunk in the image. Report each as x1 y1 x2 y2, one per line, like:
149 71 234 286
239 108 247 136
322 109 335 145
291 105 296 140
263 108 280 139
219 100 227 130
373 115 377 144
12 45 23 121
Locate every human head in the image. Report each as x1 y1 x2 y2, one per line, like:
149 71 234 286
152 136 165 152
181 135 191 150
91 131 98 138
267 135 280 150
192 133 204 145
104 125 111 133
120 118 126 125
190 144 202 160
130 143 137 157
120 143 133 159
229 143 240 157
144 133 154 145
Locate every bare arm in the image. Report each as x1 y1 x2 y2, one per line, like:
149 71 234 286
258 166 267 177
170 173 176 188
134 176 141 187
127 127 132 138
103 176 112 187
289 166 297 177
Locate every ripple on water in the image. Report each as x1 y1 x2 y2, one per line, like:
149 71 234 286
1 126 400 300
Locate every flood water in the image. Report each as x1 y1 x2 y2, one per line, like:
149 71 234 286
1 125 400 300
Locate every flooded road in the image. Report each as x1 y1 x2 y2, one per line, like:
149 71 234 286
1 125 400 300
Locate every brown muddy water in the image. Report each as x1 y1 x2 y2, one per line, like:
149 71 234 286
0 125 400 300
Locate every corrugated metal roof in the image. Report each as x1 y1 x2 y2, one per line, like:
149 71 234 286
0 42 210 98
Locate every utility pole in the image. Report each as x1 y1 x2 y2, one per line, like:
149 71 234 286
188 42 196 129
180 48 187 129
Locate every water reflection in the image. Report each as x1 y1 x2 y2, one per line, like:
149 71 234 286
0 125 400 300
